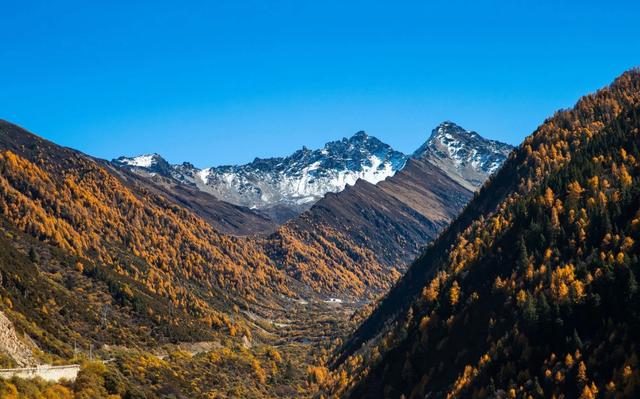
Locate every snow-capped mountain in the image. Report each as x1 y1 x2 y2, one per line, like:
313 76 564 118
113 122 512 222
113 153 174 176
412 121 513 191
114 131 407 221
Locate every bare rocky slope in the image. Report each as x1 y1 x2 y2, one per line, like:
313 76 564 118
0 311 36 367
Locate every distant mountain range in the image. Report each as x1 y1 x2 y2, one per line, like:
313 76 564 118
114 122 512 223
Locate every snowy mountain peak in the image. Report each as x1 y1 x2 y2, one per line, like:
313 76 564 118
431 121 467 136
196 132 407 217
113 123 512 221
422 121 483 149
351 130 369 140
113 153 175 177
113 132 407 222
413 121 513 190
114 153 165 168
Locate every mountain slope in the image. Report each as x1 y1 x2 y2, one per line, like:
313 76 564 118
329 69 640 398
0 117 477 397
0 118 505 310
105 162 277 236
0 120 299 339
268 158 473 298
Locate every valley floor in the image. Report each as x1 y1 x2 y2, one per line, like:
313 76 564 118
0 285 361 398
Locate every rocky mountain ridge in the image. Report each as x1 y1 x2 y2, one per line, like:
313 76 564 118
114 123 512 222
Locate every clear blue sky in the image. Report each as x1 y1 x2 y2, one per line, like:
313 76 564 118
1 0 639 167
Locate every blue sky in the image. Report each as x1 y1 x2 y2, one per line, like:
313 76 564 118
1 0 639 167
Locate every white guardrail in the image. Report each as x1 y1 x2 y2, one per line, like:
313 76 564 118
0 364 80 382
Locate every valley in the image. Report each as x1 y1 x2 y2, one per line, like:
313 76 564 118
0 117 509 398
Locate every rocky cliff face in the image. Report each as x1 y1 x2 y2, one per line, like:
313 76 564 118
0 311 36 367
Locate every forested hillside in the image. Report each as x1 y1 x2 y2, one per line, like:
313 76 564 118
326 69 640 398
0 122 349 398
0 122 296 326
